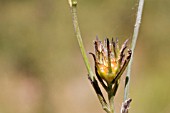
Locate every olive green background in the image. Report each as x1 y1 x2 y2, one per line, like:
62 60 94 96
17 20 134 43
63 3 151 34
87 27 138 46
0 0 169 113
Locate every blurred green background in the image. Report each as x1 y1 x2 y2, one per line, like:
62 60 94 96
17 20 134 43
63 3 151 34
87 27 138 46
0 0 170 113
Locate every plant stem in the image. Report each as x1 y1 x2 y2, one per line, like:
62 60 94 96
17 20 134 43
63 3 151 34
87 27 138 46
124 0 145 101
68 0 94 81
68 0 110 112
109 96 114 113
108 84 114 113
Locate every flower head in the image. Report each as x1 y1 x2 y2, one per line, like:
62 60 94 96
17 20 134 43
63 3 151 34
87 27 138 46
90 37 132 84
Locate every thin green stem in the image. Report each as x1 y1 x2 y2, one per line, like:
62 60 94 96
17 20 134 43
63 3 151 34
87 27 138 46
108 84 114 113
124 0 144 101
109 96 114 113
68 0 94 81
68 0 110 112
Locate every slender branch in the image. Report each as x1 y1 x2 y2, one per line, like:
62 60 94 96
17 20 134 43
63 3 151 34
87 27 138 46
68 0 110 112
124 0 145 101
68 0 94 81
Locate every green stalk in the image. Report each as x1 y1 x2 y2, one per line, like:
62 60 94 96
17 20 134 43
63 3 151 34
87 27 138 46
108 84 114 113
68 0 110 112
124 0 145 101
68 0 94 81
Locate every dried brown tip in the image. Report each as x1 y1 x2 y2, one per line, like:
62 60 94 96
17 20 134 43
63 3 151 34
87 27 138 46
121 98 132 113
112 38 117 58
120 39 129 56
89 52 97 64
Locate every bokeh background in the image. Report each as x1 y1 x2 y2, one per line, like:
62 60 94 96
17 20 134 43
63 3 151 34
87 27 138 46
0 0 170 113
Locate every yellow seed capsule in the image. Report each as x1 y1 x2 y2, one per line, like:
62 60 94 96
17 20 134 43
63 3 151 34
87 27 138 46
91 37 131 85
97 59 118 84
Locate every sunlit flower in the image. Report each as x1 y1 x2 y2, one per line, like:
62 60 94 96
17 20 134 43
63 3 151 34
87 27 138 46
90 37 132 85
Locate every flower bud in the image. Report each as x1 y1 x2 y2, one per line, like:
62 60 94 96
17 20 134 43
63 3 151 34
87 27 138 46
90 37 132 85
